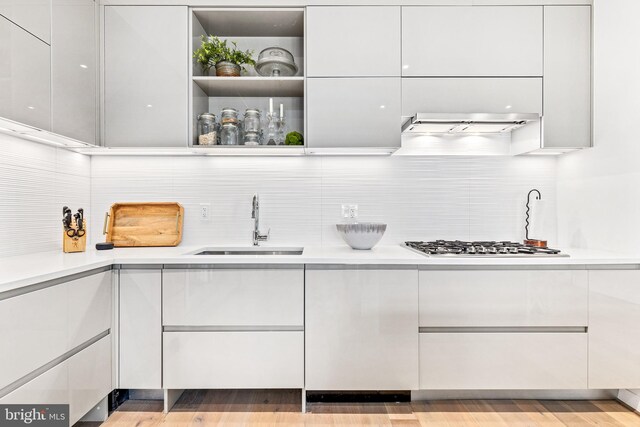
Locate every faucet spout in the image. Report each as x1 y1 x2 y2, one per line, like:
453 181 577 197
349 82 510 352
251 194 258 219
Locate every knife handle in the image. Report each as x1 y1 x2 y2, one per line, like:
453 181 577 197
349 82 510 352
103 212 110 235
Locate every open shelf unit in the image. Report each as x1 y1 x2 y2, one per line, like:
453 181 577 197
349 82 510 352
189 8 305 149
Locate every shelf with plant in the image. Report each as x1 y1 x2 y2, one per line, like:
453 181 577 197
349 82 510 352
193 35 256 77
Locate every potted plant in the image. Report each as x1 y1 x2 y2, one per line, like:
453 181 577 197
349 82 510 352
193 35 256 77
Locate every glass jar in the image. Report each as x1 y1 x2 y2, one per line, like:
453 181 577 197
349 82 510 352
197 113 217 145
220 107 239 125
219 122 239 145
244 131 260 146
243 108 261 133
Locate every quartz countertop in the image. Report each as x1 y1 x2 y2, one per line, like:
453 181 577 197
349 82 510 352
1 244 639 295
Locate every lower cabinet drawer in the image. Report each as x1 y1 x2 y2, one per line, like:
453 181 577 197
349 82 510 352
0 361 68 405
163 331 303 389
0 270 111 390
419 332 587 390
68 335 112 425
419 270 588 327
163 268 303 327
0 283 68 389
67 271 112 350
0 334 112 426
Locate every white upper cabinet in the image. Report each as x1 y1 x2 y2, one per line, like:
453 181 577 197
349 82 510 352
0 17 51 131
543 6 591 149
0 0 51 44
104 6 188 147
51 0 97 144
306 77 401 150
306 6 400 77
402 78 542 117
402 6 543 77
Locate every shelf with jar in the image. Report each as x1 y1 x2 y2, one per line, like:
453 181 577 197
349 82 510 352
189 8 305 150
195 98 303 148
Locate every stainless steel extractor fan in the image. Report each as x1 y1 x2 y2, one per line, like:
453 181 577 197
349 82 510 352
401 113 540 135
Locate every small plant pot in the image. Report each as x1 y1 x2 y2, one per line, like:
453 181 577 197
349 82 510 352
215 61 241 77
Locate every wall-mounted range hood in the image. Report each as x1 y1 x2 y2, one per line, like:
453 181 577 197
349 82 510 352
401 113 540 135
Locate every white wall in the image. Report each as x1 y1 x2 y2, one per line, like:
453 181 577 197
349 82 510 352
0 133 91 257
91 155 557 248
557 0 640 254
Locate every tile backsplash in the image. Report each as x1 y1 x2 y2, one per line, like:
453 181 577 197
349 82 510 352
90 155 557 248
0 137 557 258
0 133 91 257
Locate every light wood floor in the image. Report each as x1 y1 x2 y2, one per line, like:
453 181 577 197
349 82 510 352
83 389 640 426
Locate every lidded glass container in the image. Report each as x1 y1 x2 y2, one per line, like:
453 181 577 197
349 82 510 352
243 108 262 133
220 107 239 125
220 122 239 145
197 113 217 145
244 131 261 146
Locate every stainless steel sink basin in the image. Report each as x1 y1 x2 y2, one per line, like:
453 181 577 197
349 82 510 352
188 247 303 256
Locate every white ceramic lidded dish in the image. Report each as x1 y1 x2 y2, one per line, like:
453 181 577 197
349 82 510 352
336 223 387 250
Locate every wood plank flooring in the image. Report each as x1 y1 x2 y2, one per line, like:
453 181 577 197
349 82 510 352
84 389 640 426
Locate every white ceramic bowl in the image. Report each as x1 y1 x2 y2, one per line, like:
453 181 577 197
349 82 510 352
336 223 387 250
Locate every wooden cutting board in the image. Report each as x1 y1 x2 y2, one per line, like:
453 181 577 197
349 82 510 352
104 202 184 247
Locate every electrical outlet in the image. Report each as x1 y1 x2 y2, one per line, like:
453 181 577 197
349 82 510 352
200 203 211 221
341 204 359 220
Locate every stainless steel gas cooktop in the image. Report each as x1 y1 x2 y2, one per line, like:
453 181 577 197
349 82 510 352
404 240 569 258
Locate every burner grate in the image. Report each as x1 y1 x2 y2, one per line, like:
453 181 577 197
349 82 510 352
404 240 565 257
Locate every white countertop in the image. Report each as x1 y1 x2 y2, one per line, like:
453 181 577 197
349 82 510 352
1 244 639 295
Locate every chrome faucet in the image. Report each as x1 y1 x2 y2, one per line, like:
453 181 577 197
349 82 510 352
251 194 269 246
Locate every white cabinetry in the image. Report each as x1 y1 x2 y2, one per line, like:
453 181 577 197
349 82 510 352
402 78 542 118
0 270 112 425
306 6 400 152
0 17 51 131
67 270 112 349
588 270 640 389
542 6 592 150
119 269 162 389
0 336 112 426
163 331 303 389
402 6 543 77
0 360 68 406
306 6 400 77
418 269 588 390
0 280 67 389
162 266 304 390
419 270 588 327
104 6 188 147
0 270 111 390
305 267 419 390
0 0 51 43
163 268 303 327
51 0 97 144
420 332 587 390
306 78 401 151
68 335 111 425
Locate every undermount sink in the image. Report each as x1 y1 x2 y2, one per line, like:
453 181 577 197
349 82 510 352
189 247 304 256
